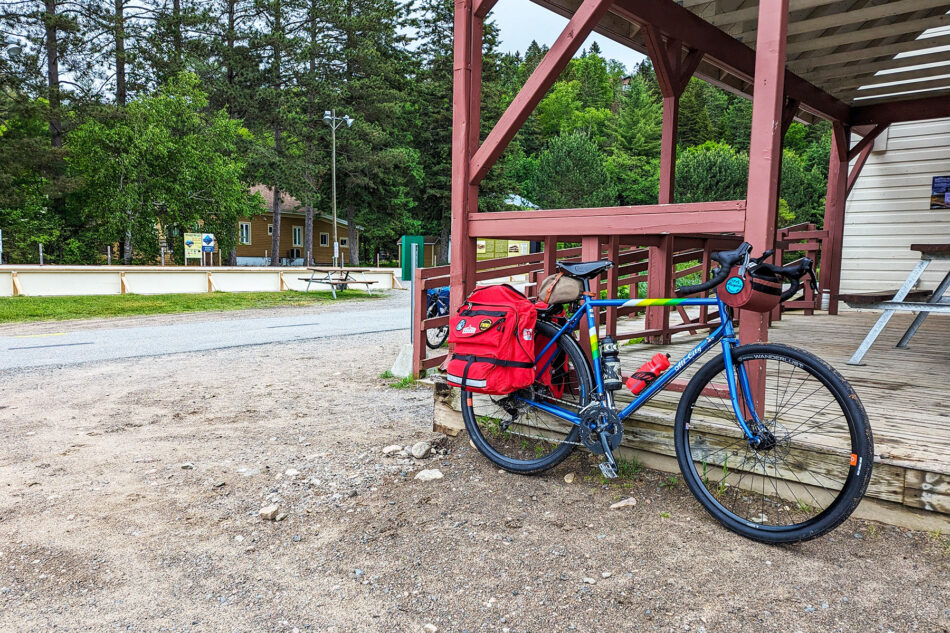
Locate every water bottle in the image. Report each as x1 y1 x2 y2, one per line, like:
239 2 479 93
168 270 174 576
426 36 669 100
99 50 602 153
601 335 622 391
626 353 671 395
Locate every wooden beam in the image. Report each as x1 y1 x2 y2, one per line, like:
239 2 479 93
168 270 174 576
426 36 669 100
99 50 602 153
707 0 840 28
740 0 950 41
450 0 476 314
786 14 950 56
473 0 499 19
789 33 950 72
852 92 950 125
467 201 748 238
853 76 950 100
847 142 873 197
782 97 801 136
805 50 950 84
608 0 851 122
820 123 849 315
741 0 788 347
847 122 888 161
468 0 614 186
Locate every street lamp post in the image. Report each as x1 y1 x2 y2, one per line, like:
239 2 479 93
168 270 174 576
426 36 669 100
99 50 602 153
323 109 353 267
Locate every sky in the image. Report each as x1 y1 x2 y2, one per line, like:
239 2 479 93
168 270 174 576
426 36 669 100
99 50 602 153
488 0 646 71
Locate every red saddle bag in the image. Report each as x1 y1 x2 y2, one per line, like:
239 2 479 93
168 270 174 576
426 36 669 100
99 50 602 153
446 285 537 394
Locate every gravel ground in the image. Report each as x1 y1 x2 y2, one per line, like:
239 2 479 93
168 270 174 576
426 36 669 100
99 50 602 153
0 318 948 633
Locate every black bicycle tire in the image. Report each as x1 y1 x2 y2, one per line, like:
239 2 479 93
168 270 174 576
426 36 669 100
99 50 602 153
425 302 449 349
674 343 873 544
462 320 591 474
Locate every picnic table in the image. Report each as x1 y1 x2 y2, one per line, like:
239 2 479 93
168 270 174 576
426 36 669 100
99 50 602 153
844 244 950 365
299 267 378 299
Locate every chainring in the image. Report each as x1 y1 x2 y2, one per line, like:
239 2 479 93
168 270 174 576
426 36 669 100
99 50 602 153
577 402 623 455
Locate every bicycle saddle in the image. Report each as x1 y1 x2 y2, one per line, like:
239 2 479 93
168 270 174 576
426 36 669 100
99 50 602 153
556 260 614 279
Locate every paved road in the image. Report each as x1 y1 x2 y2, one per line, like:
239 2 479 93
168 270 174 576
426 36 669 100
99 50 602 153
0 303 409 371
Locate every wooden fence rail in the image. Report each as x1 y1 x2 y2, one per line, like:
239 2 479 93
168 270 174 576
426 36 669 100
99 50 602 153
411 228 823 377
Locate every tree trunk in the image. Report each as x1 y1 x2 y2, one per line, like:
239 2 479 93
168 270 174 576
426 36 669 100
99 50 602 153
228 248 237 266
172 0 183 65
304 204 314 265
44 0 62 148
437 221 450 265
123 227 133 265
346 205 359 266
115 0 127 105
270 183 282 266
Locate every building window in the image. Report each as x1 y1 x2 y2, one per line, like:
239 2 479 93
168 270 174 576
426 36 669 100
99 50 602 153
340 237 349 248
319 232 329 247
267 224 273 236
292 226 303 247
239 222 251 245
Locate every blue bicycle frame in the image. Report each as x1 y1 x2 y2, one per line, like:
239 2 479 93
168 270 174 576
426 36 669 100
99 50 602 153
522 292 763 441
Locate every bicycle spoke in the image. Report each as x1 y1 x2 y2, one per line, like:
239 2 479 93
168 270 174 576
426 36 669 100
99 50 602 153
680 350 864 534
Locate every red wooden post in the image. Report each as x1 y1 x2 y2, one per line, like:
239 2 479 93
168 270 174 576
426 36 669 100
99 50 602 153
643 27 702 344
449 0 476 314
740 0 790 419
412 266 427 377
543 236 557 278
606 235 620 337
580 237 600 356
820 122 850 316
740 0 789 347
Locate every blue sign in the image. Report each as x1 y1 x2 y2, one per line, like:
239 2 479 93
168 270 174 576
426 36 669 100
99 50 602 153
201 233 216 253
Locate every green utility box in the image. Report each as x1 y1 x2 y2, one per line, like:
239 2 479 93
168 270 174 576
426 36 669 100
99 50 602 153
400 235 425 281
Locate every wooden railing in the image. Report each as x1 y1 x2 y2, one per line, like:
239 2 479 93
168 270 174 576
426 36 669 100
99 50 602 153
412 227 825 377
772 222 827 320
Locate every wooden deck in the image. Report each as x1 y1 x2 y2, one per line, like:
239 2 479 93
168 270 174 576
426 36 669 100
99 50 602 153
611 310 950 526
433 309 950 529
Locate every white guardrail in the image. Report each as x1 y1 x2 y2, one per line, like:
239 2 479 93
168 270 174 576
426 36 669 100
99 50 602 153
0 266 402 297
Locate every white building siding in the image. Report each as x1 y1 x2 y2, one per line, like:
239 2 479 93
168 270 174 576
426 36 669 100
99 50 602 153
841 118 950 294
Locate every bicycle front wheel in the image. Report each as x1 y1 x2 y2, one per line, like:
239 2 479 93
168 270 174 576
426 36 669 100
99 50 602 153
462 320 592 474
674 343 873 543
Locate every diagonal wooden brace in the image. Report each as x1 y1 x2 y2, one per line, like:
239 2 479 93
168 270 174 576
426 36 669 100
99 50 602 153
468 0 615 186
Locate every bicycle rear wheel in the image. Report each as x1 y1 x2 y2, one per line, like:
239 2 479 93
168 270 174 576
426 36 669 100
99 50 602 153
462 320 592 474
674 343 873 543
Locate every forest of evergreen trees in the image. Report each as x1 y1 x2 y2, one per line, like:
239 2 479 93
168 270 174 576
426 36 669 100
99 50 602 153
0 0 833 266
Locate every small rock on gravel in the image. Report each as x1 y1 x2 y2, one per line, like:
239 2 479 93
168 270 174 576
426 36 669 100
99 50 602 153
423 624 438 633
582 577 597 585
179 462 195 470
382 445 403 456
609 497 637 510
284 468 299 477
415 469 443 482
564 473 575 484
410 441 431 459
259 504 280 520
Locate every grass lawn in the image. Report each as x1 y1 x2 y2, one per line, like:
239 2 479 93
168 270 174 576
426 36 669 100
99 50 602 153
0 290 376 324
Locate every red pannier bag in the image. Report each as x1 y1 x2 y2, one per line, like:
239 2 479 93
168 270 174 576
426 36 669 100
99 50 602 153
533 307 569 399
446 284 537 394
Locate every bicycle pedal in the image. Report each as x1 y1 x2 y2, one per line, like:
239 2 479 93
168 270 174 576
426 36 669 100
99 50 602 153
599 462 619 479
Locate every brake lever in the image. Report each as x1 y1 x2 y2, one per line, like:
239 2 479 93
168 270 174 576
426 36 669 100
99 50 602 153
738 251 751 278
751 249 775 265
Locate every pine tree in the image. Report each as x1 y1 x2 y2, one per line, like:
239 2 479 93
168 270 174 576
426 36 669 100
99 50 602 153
677 79 713 148
612 74 662 159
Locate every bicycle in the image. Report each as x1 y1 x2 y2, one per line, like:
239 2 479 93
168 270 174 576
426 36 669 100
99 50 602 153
461 243 873 544
426 286 451 349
